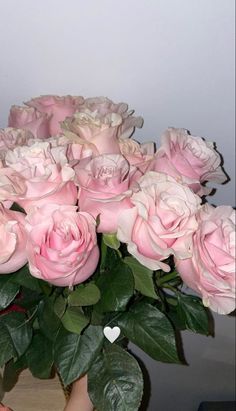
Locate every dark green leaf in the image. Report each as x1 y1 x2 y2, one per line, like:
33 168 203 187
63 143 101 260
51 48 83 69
124 257 157 299
3 358 26 392
26 333 53 379
118 301 180 363
68 283 101 307
95 262 134 312
0 326 15 367
61 306 89 335
54 295 67 318
0 275 20 310
38 299 61 341
0 312 32 365
12 265 42 293
177 293 210 335
88 344 143 411
55 325 104 386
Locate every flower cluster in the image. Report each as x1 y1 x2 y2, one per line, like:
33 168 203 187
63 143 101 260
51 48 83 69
0 95 235 315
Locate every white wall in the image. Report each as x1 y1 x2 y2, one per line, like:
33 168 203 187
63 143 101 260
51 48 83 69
0 1 235 410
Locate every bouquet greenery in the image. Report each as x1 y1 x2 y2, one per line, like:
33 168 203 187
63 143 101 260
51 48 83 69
0 95 235 411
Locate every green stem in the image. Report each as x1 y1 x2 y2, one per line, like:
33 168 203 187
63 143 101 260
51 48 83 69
162 284 179 294
157 271 179 286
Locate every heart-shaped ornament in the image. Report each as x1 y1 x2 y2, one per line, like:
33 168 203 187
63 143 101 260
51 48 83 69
103 326 121 343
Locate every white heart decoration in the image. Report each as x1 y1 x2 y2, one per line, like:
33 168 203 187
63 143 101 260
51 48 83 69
103 326 121 343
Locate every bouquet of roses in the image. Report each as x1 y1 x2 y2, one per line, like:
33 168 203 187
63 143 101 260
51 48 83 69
0 95 235 411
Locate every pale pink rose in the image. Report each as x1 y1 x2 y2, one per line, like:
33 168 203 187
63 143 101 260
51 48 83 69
0 127 33 159
119 138 155 172
176 204 235 315
5 140 77 212
150 128 227 195
0 167 26 207
117 171 201 271
26 95 84 135
79 97 143 139
25 204 99 287
8 106 50 139
62 97 143 155
8 95 84 138
75 154 139 233
0 204 27 274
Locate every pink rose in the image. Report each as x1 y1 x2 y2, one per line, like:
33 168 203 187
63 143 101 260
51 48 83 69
0 127 33 159
75 154 139 233
26 95 84 135
25 204 99 287
8 95 84 138
176 204 235 315
5 140 77 212
8 105 50 139
62 97 143 155
0 204 27 274
0 167 26 207
119 138 155 172
78 97 143 139
117 171 201 271
150 128 226 195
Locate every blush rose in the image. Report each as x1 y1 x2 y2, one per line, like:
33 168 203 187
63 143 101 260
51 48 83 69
62 97 143 155
8 95 84 138
0 204 27 274
150 128 226 195
117 171 201 271
176 204 235 315
25 204 99 287
75 154 139 233
5 140 77 212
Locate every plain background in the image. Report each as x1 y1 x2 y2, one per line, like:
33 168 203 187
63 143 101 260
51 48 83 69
0 1 235 410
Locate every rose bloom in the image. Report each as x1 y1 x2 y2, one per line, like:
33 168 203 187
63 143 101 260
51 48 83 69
176 204 235 315
150 128 226 195
61 97 143 155
0 127 33 160
0 204 27 274
25 204 99 287
8 95 84 138
75 154 139 233
117 171 201 271
0 167 26 208
78 97 143 139
5 140 77 212
119 138 155 172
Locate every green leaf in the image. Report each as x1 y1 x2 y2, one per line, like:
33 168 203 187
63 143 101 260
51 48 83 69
0 326 15 367
55 325 104 386
124 257 157 299
26 333 53 379
38 299 61 341
95 261 134 313
103 234 120 250
118 301 180 363
177 293 210 335
0 275 20 310
12 265 42 293
61 306 89 335
88 344 143 411
54 295 67 318
3 360 21 392
68 283 101 307
0 312 33 366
